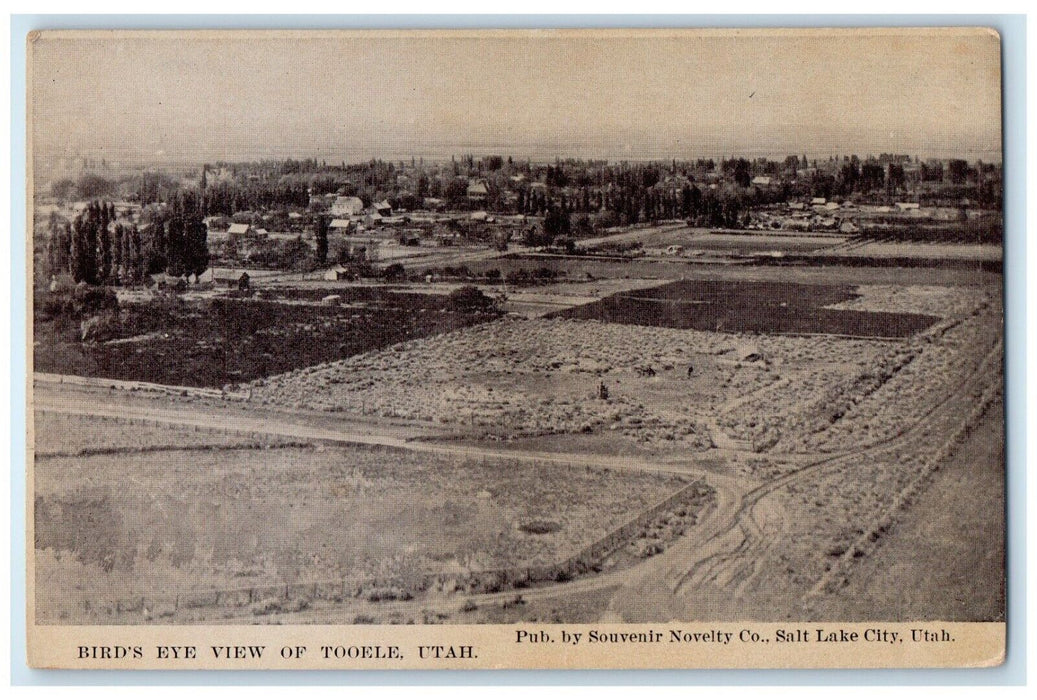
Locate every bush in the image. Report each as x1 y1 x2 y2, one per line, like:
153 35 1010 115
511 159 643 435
381 263 406 281
80 312 121 343
36 284 119 321
447 285 496 312
72 283 119 316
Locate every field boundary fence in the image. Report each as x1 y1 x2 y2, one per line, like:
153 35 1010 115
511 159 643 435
34 372 250 401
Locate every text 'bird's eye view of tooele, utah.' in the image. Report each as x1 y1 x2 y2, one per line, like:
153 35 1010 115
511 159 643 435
28 29 1004 629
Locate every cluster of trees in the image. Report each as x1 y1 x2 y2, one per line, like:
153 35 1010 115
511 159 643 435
50 171 184 205
201 180 310 216
140 192 210 279
46 201 145 285
46 193 209 286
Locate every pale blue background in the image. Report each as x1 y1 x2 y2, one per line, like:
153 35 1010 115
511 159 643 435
9 13 1027 686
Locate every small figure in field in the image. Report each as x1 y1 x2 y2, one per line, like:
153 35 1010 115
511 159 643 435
598 381 609 400
687 365 694 379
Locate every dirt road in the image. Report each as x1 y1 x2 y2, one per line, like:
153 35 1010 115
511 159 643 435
32 326 1000 624
603 338 1003 622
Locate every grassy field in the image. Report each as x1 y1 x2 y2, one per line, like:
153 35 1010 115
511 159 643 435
33 411 305 455
648 230 845 254
34 433 698 623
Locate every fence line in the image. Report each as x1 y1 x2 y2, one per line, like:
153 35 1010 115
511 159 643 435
34 372 249 401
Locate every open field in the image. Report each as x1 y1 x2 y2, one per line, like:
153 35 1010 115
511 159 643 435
35 431 710 623
33 411 305 456
33 293 498 388
31 255 1004 624
553 280 940 337
252 281 996 456
826 240 1002 261
462 254 1001 288
644 229 846 254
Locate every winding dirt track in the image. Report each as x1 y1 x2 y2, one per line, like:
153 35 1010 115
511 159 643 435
32 328 1000 623
604 337 1002 622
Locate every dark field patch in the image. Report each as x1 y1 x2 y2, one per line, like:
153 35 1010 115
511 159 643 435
34 295 497 387
551 280 939 338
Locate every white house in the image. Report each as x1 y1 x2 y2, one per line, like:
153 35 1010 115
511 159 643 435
467 180 489 201
330 196 365 217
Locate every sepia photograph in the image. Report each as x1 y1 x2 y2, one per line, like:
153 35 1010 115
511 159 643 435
25 27 1005 668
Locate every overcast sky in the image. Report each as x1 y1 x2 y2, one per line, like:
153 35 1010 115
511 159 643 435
30 29 1003 163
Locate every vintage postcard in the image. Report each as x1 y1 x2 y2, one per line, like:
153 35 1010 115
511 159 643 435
26 27 1004 669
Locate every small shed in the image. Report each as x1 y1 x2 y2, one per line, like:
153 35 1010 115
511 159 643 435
323 266 352 281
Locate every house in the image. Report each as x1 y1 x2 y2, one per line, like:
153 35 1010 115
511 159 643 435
371 200 393 216
330 196 364 217
751 176 773 187
895 202 921 212
467 180 489 201
824 201 841 211
423 197 446 211
322 266 353 281
810 197 827 206
788 202 805 211
839 220 860 234
329 219 353 232
227 223 251 235
470 210 489 222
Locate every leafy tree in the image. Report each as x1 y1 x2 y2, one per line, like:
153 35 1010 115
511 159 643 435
98 217 112 284
129 225 145 283
447 285 496 312
76 173 116 199
44 213 71 280
315 214 329 265
542 207 571 242
381 262 406 281
112 224 124 281
50 178 76 202
947 159 969 185
886 163 906 195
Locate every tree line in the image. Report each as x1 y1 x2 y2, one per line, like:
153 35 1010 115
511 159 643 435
46 192 210 286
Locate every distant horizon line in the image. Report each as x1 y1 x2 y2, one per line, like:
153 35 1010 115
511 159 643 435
36 145 1005 168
